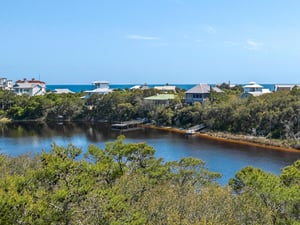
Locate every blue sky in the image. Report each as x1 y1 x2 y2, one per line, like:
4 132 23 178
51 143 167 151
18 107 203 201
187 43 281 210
1 0 300 84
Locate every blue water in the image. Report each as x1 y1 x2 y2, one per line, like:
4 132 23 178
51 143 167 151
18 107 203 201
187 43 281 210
0 122 299 185
47 84 275 93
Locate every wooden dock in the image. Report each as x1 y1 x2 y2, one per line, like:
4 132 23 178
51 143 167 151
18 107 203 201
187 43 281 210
111 120 144 131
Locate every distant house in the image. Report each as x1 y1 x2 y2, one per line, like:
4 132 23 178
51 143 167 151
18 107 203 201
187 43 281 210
185 83 222 104
13 78 46 96
274 84 300 92
241 81 271 98
130 85 142 90
130 83 150 90
154 85 176 93
84 81 113 98
52 89 74 94
0 78 13 90
140 84 150 90
144 94 175 106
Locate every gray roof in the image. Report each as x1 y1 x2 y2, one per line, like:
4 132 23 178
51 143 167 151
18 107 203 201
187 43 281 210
185 83 210 94
212 87 223 93
154 86 176 92
53 89 74 94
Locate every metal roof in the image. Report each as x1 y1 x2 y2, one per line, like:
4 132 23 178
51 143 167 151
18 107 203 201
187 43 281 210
185 83 210 94
53 89 74 94
144 94 175 100
85 88 112 93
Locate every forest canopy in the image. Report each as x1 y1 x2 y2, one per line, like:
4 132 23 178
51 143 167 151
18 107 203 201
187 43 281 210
0 136 299 225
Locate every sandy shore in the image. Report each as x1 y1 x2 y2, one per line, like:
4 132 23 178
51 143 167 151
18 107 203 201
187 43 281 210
143 125 300 153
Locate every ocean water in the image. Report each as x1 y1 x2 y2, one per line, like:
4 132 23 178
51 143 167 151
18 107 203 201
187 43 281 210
47 84 94 93
47 84 275 93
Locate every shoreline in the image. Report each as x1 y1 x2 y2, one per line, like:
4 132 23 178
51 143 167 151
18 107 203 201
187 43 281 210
2 119 299 153
143 125 300 153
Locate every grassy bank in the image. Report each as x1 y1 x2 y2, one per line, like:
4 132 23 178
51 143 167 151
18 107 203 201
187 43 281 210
143 125 300 153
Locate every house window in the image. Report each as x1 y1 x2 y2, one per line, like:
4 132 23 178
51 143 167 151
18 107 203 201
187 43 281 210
193 94 202 98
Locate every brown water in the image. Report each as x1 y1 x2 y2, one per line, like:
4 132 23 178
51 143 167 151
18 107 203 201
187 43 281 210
1 122 299 184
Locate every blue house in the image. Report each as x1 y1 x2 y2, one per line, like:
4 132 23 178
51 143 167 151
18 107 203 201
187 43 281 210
185 83 222 104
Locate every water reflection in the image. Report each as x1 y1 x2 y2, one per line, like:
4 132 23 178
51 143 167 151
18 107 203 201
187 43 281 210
0 122 299 185
1 122 114 141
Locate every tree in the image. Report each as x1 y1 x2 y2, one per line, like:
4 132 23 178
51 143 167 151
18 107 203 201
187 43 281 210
229 164 300 224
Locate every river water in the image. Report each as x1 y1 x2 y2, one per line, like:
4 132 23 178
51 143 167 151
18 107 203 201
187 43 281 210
0 122 299 185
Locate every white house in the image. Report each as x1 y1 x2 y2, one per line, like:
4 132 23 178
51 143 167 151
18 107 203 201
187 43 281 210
241 81 271 98
13 78 46 96
85 81 113 98
0 78 13 90
274 84 300 92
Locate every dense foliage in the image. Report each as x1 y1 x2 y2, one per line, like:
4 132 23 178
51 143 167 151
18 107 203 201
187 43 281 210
0 91 85 121
0 87 299 146
0 137 299 224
